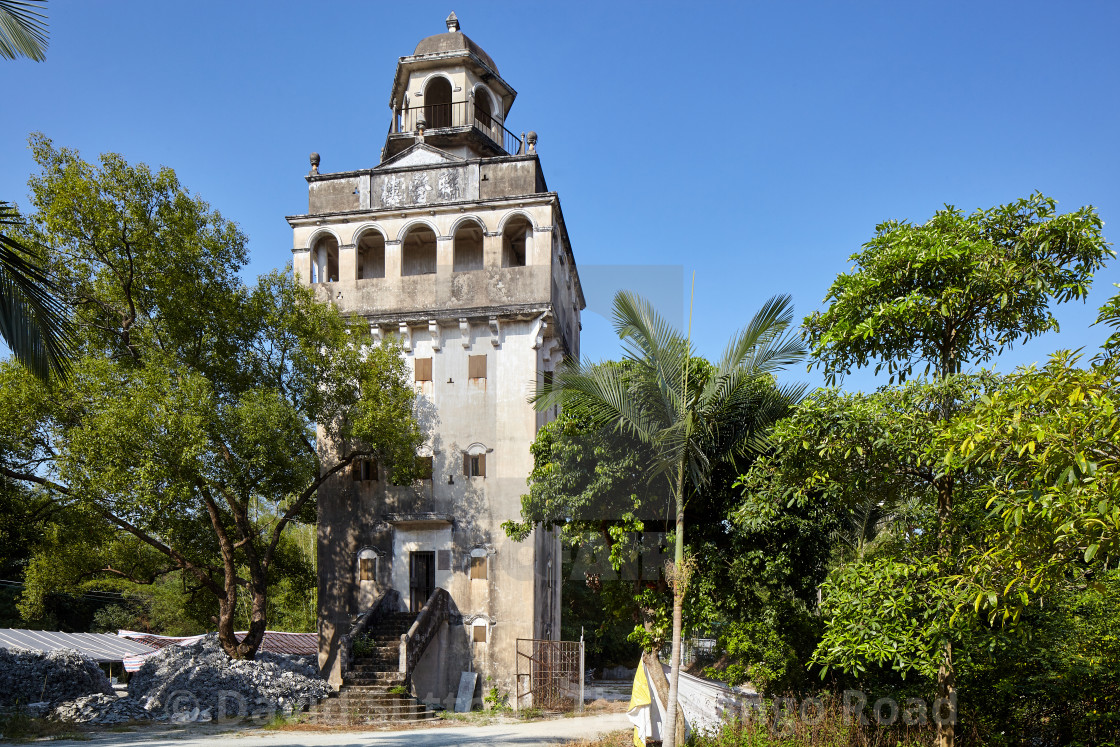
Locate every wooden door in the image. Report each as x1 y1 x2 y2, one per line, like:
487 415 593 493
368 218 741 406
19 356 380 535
409 551 435 612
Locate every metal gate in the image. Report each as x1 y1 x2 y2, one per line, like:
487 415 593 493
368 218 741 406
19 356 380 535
515 638 584 711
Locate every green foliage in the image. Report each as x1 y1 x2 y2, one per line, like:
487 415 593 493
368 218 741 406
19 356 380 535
0 137 420 656
941 346 1120 626
0 201 74 381
805 193 1112 383
960 570 1120 746
351 636 376 657
484 684 509 711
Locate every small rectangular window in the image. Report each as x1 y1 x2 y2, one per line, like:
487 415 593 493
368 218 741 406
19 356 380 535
470 555 487 580
468 354 487 379
473 624 487 643
462 453 486 477
359 558 375 581
415 456 433 481
415 357 433 382
353 458 377 482
437 550 451 571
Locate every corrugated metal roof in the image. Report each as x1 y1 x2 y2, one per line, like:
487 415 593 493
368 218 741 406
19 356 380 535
0 629 156 663
118 630 317 671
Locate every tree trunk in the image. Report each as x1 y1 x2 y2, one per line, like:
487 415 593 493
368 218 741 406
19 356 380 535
935 642 956 747
216 586 240 659
235 582 268 659
935 474 956 746
663 503 685 747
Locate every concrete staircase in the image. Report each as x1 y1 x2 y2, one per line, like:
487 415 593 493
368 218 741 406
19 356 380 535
308 612 441 725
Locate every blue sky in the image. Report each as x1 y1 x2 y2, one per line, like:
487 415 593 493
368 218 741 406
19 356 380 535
3 1 1119 392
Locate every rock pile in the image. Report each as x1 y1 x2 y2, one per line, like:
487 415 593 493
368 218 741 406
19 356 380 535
50 694 153 724
0 648 113 707
127 634 330 719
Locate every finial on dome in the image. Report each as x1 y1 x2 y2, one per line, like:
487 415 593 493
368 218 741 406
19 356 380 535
446 12 460 32
309 152 320 175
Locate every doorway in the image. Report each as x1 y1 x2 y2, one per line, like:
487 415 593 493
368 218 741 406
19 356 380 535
409 550 436 612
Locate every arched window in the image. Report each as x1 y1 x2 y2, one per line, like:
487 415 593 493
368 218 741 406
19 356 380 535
312 235 339 283
502 216 531 268
357 230 385 280
474 87 494 131
424 77 453 129
357 548 380 582
453 220 484 272
402 225 437 276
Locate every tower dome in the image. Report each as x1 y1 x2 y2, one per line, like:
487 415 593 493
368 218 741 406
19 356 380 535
413 12 499 73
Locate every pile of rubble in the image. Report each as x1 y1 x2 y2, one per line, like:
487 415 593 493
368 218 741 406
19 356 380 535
0 647 113 707
127 634 330 718
50 694 152 725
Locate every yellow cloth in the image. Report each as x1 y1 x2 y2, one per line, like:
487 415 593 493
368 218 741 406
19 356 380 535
629 660 651 747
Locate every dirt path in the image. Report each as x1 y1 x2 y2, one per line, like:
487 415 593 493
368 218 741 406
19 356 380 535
48 712 631 747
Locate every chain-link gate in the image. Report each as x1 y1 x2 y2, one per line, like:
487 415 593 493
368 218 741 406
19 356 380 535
515 638 584 711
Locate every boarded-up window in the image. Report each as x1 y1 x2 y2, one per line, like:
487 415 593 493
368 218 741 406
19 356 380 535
463 453 486 477
468 354 486 379
414 357 433 382
359 558 375 581
473 624 487 643
470 555 487 580
437 550 451 571
415 456 433 480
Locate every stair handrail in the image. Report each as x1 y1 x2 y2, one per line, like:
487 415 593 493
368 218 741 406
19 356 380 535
340 588 401 679
399 587 450 677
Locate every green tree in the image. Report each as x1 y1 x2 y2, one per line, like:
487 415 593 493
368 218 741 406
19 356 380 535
941 346 1120 625
798 193 1111 747
534 290 804 747
0 137 422 658
1 2 74 381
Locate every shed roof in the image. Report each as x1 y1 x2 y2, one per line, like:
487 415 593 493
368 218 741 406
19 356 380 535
0 629 156 663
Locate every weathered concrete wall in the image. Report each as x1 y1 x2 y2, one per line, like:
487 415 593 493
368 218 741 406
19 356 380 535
299 145 582 703
309 176 362 214
314 318 563 701
305 156 539 214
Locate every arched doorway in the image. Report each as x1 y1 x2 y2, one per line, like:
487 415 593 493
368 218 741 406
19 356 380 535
424 77 452 129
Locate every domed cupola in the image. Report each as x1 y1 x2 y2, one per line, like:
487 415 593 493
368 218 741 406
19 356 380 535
384 13 522 161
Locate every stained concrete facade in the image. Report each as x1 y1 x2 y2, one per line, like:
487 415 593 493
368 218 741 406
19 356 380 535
287 14 584 704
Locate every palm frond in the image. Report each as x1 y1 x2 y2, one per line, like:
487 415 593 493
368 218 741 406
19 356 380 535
0 201 75 380
0 0 48 61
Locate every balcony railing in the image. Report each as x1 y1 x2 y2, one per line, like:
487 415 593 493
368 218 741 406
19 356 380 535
391 99 523 155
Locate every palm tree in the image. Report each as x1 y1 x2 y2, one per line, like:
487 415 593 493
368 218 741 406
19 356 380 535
535 289 805 747
1 1 72 380
0 0 47 61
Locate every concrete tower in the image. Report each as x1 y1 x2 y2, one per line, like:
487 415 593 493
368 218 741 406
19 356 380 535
287 14 584 703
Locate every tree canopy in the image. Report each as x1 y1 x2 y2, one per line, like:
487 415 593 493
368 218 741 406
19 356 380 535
0 137 421 658
805 192 1111 383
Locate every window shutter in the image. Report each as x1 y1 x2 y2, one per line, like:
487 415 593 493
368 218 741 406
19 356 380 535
369 458 378 481
473 624 487 643
471 555 487 580
359 558 375 581
415 357 433 381
463 453 470 476
351 460 361 481
469 354 486 379
477 453 486 477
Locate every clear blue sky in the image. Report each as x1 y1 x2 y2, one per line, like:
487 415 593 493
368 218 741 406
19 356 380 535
4 1 1119 392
